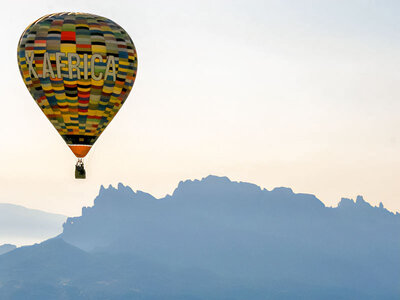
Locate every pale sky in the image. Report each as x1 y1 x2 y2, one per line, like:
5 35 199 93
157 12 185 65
0 0 399 216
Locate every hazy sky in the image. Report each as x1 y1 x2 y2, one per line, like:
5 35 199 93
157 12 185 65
0 0 399 216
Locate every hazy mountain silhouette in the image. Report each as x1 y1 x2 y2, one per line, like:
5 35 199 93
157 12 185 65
0 203 66 246
0 175 399 299
0 244 16 255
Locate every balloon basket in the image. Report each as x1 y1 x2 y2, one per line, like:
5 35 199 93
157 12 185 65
75 159 86 179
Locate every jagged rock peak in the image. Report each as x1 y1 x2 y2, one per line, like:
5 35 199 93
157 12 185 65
97 184 117 196
172 175 263 197
337 196 397 216
93 183 137 208
98 183 135 196
338 197 355 207
176 175 231 188
117 182 135 194
338 196 372 208
356 195 367 204
203 175 232 183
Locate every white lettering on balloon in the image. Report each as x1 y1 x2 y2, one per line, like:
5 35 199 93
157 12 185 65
25 51 116 81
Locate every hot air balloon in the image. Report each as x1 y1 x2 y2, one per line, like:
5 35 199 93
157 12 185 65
17 12 137 178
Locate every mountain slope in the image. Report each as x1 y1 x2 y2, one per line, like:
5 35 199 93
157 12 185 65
60 176 400 298
0 244 16 255
0 238 224 300
0 175 398 299
0 203 67 246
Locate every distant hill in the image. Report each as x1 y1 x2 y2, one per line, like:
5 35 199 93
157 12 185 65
0 244 16 255
0 203 67 246
0 175 399 299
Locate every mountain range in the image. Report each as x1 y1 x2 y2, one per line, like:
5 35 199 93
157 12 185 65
0 175 399 299
0 203 66 246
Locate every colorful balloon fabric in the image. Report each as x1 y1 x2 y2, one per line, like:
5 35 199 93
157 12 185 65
17 12 137 158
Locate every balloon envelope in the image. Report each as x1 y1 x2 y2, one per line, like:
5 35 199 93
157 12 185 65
17 12 137 157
